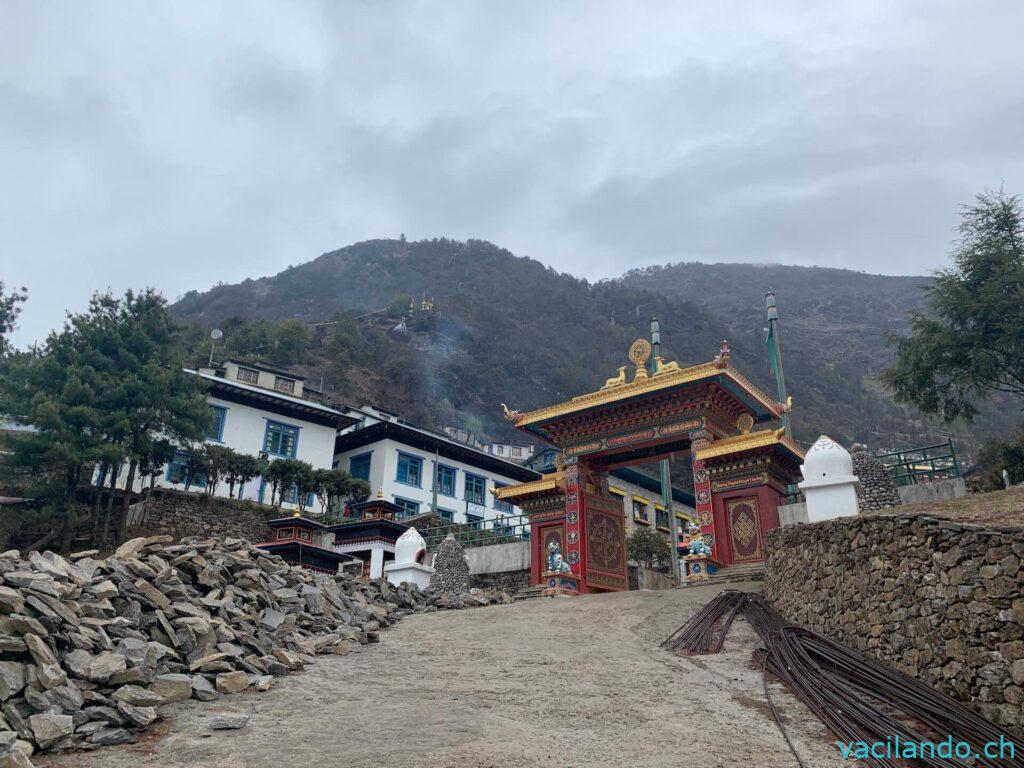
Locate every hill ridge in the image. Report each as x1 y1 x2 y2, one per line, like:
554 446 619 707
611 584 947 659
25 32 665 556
171 237 1001 457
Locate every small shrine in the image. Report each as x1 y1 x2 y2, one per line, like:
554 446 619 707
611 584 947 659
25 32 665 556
383 527 434 588
327 490 411 579
495 337 804 593
799 435 860 521
258 514 359 574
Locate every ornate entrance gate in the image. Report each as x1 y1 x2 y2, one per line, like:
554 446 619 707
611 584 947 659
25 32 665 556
495 339 804 593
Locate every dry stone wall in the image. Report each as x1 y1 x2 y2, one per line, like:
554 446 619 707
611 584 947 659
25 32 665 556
126 491 274 545
765 514 1024 733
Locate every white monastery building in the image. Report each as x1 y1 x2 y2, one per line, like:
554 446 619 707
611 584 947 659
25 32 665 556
334 406 539 527
134 360 353 513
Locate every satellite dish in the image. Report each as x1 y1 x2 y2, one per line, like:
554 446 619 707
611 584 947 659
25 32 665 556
210 329 223 341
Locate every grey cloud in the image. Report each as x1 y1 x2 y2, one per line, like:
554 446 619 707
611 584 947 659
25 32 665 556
1 0 1022 344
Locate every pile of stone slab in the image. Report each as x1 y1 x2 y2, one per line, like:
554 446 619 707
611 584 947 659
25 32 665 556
0 535 511 767
850 445 903 511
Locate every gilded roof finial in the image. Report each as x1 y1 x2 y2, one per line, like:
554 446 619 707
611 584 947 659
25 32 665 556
377 487 384 499
628 339 651 382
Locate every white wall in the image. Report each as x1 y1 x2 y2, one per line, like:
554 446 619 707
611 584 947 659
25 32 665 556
335 438 529 525
110 394 338 513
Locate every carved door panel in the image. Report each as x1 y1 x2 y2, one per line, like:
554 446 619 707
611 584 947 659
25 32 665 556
726 496 763 563
540 524 566 572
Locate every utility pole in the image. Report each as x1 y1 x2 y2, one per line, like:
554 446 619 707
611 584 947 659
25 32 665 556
765 292 790 432
651 317 681 584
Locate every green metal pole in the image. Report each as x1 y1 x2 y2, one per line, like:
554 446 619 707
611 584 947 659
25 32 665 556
431 448 439 514
651 317 681 584
766 292 790 432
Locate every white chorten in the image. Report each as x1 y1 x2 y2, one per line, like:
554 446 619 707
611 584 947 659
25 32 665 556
798 435 860 522
383 527 434 589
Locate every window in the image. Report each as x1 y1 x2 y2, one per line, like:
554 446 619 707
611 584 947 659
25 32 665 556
276 528 292 540
632 499 649 522
438 508 454 523
166 451 205 488
298 529 311 541
396 452 423 486
264 421 299 457
237 366 258 384
511 446 522 458
274 376 296 394
655 507 669 530
466 513 483 527
349 453 372 481
493 482 513 513
494 517 514 537
207 405 227 441
394 497 420 518
464 473 486 505
435 464 456 496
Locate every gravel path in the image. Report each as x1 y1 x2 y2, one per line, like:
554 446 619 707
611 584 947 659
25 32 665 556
45 583 846 768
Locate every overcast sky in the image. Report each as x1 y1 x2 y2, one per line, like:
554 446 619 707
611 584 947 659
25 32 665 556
2 1 1022 345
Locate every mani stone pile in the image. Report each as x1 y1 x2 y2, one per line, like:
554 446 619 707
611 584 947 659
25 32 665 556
850 444 903 512
0 534 505 767
429 534 470 596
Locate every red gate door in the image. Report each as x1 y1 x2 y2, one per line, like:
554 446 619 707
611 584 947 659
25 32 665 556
726 496 764 563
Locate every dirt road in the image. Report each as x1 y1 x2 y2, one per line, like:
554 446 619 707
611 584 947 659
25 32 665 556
46 584 845 768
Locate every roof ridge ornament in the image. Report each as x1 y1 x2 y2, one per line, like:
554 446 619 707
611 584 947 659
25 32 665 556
713 339 731 368
500 402 522 422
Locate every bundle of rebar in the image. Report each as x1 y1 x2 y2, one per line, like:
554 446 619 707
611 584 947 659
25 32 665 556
663 590 1024 768
661 589 747 654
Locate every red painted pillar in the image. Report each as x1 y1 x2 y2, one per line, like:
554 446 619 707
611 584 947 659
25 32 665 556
689 427 720 565
563 458 585 584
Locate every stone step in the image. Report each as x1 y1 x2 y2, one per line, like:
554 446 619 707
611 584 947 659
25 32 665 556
512 586 548 601
705 563 766 585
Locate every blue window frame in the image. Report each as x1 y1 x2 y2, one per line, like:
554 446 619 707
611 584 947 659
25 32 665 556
166 451 205 488
349 452 372 481
263 420 299 458
435 463 456 497
466 513 483 528
438 508 454 523
396 452 423 487
464 473 486 505
493 482 513 513
207 405 227 441
394 497 420 518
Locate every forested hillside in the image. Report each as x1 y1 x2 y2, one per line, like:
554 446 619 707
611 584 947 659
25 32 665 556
172 239 1000 455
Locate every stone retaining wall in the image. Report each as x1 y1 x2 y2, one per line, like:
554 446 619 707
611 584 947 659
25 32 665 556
765 513 1024 733
469 569 531 592
126 489 275 544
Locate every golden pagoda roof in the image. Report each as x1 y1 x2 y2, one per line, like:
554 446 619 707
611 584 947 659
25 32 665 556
512 359 783 429
491 472 564 500
693 427 805 461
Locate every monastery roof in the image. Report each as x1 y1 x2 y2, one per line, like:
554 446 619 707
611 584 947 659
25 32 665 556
510 358 785 440
266 515 329 531
693 427 805 462
492 472 563 501
188 369 355 429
